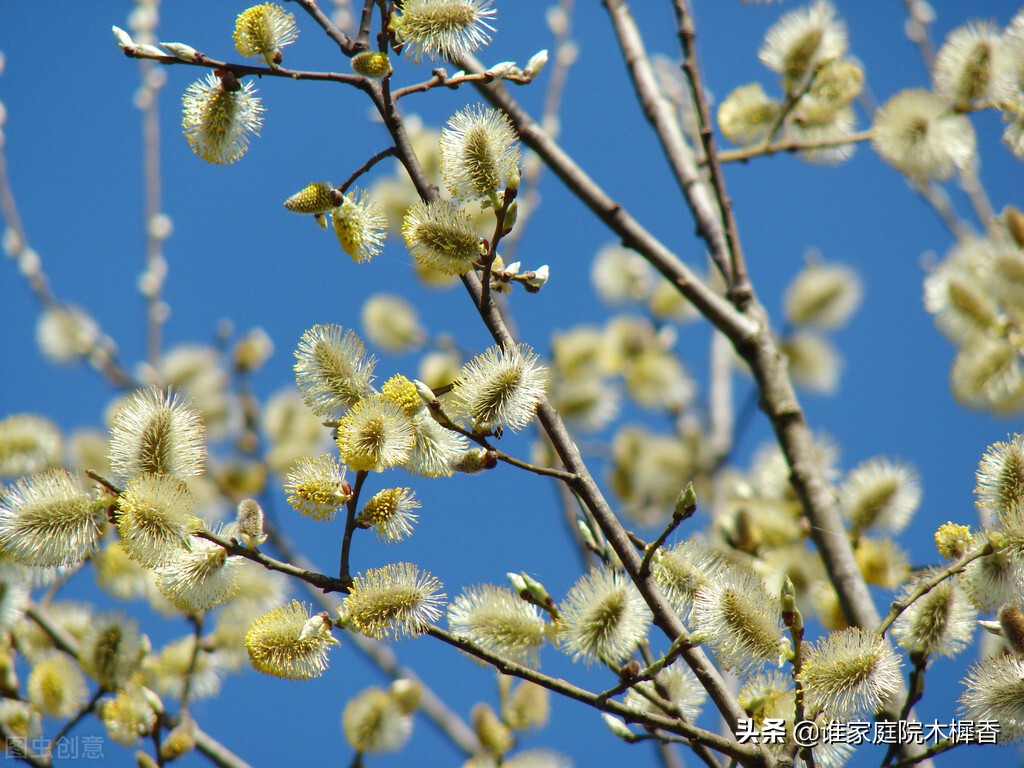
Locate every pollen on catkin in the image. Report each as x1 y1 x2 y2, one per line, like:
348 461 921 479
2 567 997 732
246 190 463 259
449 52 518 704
871 89 976 182
439 104 521 202
344 563 445 641
155 533 244 612
402 199 482 276
181 72 264 165
960 653 1024 740
352 51 392 79
342 686 413 754
116 473 202 567
283 453 352 521
336 395 416 472
0 413 62 477
839 457 921 534
283 182 335 214
758 0 848 89
891 571 976 657
233 3 298 65
332 190 388 263
28 651 87 718
691 564 787 674
79 613 144 691
245 600 336 679
391 0 497 63
356 487 420 543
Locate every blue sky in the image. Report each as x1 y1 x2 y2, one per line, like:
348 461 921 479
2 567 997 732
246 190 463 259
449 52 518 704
1 2 1023 766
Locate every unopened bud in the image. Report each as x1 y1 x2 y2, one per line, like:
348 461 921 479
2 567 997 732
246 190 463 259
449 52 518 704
675 481 697 519
602 713 634 741
507 572 528 595
999 604 1024 657
576 518 599 552
158 717 196 761
472 702 513 756
112 26 135 51
449 447 497 474
486 61 517 79
388 679 423 714
135 43 167 58
524 49 549 78
160 42 198 61
1004 206 1024 249
619 659 641 680
520 572 551 607
414 379 438 406
524 265 549 292
284 182 336 214
299 612 338 644
502 200 518 234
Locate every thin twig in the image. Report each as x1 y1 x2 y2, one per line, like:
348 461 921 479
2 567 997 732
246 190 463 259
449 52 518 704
338 470 369 587
262 522 482 755
196 529 345 592
338 147 399 195
291 0 359 56
715 130 874 164
424 625 760 764
876 541 993 636
670 0 749 300
603 0 733 286
137 53 166 366
121 47 369 90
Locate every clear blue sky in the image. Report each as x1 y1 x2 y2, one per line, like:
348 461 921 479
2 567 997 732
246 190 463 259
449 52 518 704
1 2 1023 766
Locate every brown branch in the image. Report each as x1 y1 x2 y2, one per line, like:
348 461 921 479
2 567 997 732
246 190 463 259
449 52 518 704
338 147 399 195
196 529 345 593
669 0 749 299
876 541 993 637
603 0 734 288
262 522 483 756
716 130 875 164
424 625 762 765
288 0 360 56
122 47 368 89
0 146 137 389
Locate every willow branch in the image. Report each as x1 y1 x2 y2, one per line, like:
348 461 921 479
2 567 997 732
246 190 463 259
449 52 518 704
424 626 761 765
121 47 368 89
876 541 994 637
669 0 748 296
715 130 874 163
603 0 734 286
0 146 136 389
367 72 751 747
452 53 758 344
287 0 360 56
452 52 881 633
914 181 973 241
192 726 254 768
338 147 399 195
27 604 250 768
196 529 345 592
136 54 166 366
261 522 482 755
